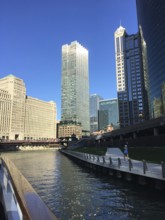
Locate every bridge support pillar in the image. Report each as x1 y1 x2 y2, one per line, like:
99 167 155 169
153 128 158 136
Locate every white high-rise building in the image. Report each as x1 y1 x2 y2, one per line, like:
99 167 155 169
0 75 57 140
114 26 126 92
61 41 90 132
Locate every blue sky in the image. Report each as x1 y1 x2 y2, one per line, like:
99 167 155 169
0 0 137 120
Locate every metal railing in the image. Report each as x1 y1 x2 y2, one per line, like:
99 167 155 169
63 150 165 180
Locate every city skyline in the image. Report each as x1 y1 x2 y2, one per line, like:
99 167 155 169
0 0 138 120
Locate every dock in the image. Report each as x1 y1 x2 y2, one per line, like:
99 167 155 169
60 148 165 190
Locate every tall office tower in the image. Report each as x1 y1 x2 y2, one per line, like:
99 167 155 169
90 94 103 133
61 41 90 132
136 0 165 118
114 26 149 128
98 99 119 131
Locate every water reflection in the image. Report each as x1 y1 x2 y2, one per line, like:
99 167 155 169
5 150 165 220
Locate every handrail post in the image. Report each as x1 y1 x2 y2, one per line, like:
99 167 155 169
102 156 105 164
118 158 121 168
109 157 112 165
128 158 133 171
143 160 147 174
161 161 165 178
97 156 100 162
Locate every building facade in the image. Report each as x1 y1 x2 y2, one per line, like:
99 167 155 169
90 94 103 133
114 26 149 128
98 99 119 131
57 120 82 139
136 0 165 118
24 97 56 140
0 75 56 140
0 89 11 140
61 41 90 132
0 74 26 140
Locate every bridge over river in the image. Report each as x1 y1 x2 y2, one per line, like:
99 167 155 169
0 140 64 151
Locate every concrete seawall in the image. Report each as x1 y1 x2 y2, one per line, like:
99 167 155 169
60 148 165 191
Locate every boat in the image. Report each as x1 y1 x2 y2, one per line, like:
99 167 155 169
0 155 58 220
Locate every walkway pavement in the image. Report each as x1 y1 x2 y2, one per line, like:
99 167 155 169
64 148 165 181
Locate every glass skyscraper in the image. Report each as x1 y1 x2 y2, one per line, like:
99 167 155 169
114 26 149 128
90 94 103 132
136 0 165 118
98 99 119 131
61 41 90 132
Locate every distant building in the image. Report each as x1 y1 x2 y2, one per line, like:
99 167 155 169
61 41 90 133
0 75 56 140
98 99 119 131
90 94 103 133
57 120 82 139
114 26 149 128
136 0 165 118
24 97 56 140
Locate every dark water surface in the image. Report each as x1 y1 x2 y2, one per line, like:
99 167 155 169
4 150 165 220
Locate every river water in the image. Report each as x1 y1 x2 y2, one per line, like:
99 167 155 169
4 150 165 220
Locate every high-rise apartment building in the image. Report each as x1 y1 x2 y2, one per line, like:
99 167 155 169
98 99 119 131
136 0 165 118
0 75 56 140
114 26 149 128
90 94 103 133
61 41 90 132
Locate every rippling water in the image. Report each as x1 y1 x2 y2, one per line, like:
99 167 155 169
4 150 165 220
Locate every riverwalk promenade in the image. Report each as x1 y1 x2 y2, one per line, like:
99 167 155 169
60 148 165 190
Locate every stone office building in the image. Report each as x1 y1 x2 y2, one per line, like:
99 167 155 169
0 75 56 140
